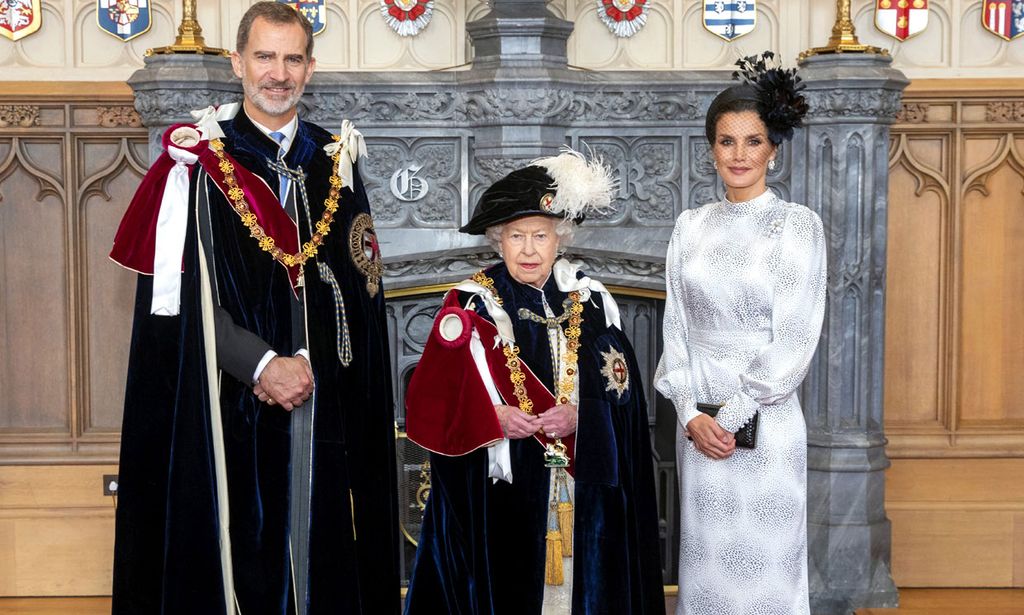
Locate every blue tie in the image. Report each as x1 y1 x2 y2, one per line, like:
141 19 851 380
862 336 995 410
269 131 289 206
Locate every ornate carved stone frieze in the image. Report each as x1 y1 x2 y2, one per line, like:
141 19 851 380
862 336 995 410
464 88 576 123
567 255 664 278
384 253 499 279
0 105 41 128
804 88 903 120
469 156 532 209
360 137 462 227
572 89 707 122
474 157 525 183
985 101 1024 123
132 89 239 124
97 106 143 128
306 88 711 126
895 102 929 123
586 137 680 223
306 91 465 124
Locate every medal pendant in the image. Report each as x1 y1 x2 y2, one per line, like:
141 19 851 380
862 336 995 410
543 439 570 468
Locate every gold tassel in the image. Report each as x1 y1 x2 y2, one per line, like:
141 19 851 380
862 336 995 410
545 529 564 585
557 501 573 556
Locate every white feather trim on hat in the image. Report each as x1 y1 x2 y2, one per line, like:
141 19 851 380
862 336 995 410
531 147 617 221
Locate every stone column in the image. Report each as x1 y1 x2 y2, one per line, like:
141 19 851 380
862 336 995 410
464 0 574 161
794 53 908 614
128 54 239 162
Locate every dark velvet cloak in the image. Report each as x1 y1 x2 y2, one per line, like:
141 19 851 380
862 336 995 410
112 110 400 614
404 262 664 615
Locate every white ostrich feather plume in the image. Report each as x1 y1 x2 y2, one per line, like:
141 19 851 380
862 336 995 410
531 147 617 221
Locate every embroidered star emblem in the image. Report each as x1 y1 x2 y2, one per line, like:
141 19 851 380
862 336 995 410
600 346 630 399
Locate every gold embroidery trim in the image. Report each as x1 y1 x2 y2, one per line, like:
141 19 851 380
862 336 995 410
473 270 582 412
210 136 343 273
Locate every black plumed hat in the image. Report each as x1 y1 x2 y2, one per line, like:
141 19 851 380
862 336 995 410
460 149 615 235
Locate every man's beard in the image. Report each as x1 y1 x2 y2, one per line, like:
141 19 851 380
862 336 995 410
243 78 305 117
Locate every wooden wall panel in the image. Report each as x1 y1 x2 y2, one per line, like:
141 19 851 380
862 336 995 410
886 80 1024 588
0 465 117 596
80 138 144 435
884 138 949 428
886 459 1024 587
0 88 145 461
962 162 1024 424
0 138 70 433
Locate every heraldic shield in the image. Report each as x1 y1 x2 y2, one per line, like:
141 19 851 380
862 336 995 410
279 0 327 36
97 0 152 41
703 0 756 42
982 0 1024 41
875 0 929 42
1 0 42 42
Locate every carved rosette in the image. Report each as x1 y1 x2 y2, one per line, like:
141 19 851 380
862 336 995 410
97 106 143 128
985 102 1024 123
0 105 41 128
896 102 930 124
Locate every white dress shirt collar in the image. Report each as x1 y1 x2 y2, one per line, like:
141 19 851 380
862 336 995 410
249 114 299 155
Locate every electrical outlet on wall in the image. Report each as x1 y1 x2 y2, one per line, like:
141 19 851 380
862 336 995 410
103 474 119 496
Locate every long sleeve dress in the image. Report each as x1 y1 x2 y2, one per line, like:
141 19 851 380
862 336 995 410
654 189 826 615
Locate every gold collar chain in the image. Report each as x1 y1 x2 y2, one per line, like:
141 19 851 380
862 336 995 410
471 270 583 410
210 136 343 273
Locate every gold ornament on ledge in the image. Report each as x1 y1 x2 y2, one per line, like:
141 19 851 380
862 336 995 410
147 0 228 56
800 0 888 59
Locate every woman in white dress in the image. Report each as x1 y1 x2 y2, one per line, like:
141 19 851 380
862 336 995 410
655 53 826 615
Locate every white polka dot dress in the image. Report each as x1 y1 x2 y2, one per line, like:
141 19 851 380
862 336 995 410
655 190 826 615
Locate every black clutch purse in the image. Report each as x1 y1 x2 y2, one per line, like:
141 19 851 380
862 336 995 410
695 402 758 449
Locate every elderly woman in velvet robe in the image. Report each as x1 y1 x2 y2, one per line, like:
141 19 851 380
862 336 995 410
404 151 665 615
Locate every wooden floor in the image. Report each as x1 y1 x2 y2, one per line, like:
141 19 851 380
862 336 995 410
0 589 1020 614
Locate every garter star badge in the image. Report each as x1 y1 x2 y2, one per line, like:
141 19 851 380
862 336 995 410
874 0 928 42
982 0 1024 41
1 0 42 41
97 0 152 42
380 0 434 37
600 346 630 400
278 1 326 36
597 0 650 38
702 0 756 42
348 213 384 298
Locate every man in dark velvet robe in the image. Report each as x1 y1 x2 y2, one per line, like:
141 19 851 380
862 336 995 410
110 3 400 613
404 158 665 614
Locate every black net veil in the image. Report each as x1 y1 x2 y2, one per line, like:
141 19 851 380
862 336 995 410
705 51 809 146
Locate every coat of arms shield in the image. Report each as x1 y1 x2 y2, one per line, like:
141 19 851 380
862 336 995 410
982 0 1024 41
279 0 326 36
1 0 42 42
97 0 152 42
702 0 757 42
875 0 929 42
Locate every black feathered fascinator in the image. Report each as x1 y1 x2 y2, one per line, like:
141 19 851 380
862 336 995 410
706 51 809 145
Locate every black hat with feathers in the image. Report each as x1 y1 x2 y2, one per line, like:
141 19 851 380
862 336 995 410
705 51 809 146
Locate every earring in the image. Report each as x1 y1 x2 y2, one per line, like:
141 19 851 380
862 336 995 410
712 160 718 170
768 159 776 171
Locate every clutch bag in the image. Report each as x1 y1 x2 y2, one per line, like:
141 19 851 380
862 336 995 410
695 402 758 449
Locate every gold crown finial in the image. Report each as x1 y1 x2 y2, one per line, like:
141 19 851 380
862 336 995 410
147 0 229 56
800 0 888 59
